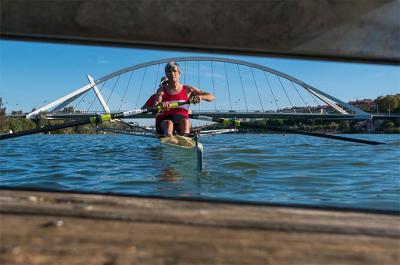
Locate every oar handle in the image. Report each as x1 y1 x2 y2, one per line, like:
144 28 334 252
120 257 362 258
117 100 191 119
160 100 191 110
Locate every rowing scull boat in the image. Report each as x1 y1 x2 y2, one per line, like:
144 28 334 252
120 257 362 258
159 135 204 171
98 121 205 171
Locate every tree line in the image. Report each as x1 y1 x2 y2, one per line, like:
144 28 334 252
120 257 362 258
203 118 399 134
363 94 400 114
0 97 129 134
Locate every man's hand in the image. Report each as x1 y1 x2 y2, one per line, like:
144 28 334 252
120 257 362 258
190 95 202 104
161 101 170 110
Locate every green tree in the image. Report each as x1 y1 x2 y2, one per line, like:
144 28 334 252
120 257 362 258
0 97 7 132
36 111 49 128
0 97 6 115
375 94 400 113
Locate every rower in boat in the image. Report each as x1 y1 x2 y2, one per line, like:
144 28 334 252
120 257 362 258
142 76 194 146
154 62 215 137
141 63 214 171
141 76 193 144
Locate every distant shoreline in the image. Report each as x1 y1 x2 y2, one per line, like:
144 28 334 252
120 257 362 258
1 116 399 135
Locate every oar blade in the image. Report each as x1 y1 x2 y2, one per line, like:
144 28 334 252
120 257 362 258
258 124 385 145
0 119 89 140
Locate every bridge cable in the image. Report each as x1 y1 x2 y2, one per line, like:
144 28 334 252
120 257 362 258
183 61 187 85
237 64 249 112
224 62 233 111
88 81 108 112
263 72 279 111
291 81 312 113
74 81 106 112
73 87 91 110
72 91 88 111
251 68 264 112
119 71 134 111
197 60 201 111
210 61 217 111
308 90 326 114
135 67 147 109
106 74 121 106
277 76 296 113
153 64 161 95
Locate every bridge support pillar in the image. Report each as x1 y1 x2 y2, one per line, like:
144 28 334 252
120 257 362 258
367 119 374 133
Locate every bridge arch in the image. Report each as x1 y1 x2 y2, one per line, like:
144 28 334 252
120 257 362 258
27 56 369 119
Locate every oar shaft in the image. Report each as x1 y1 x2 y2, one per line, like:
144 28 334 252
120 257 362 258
241 122 385 145
0 119 89 140
190 115 385 145
0 100 191 141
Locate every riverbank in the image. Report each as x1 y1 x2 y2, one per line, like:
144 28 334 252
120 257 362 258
1 116 399 135
0 117 131 135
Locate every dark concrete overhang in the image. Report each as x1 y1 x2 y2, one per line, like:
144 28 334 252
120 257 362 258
1 0 399 64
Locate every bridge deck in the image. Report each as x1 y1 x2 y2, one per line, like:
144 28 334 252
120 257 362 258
45 112 368 120
0 189 398 265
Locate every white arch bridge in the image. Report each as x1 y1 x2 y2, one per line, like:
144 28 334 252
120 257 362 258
26 57 371 121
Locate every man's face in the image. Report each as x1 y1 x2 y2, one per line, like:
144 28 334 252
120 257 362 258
166 66 180 82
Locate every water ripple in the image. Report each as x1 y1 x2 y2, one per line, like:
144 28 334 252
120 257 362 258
0 133 399 211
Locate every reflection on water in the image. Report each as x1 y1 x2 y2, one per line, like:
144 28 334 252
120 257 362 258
158 166 182 182
0 133 399 211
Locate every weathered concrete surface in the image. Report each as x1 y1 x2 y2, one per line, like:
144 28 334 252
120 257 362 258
1 0 399 64
0 189 399 264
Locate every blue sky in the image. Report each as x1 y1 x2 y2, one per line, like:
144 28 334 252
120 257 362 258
0 39 399 113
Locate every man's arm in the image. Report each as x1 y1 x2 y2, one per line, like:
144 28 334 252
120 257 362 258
186 85 215 103
154 87 164 106
141 94 156 109
154 86 172 110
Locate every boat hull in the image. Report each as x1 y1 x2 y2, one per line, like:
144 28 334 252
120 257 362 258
159 135 203 172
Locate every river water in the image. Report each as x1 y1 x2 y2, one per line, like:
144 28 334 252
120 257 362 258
1 134 399 212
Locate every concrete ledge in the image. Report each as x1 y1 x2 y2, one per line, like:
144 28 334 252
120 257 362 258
0 189 399 264
1 0 399 64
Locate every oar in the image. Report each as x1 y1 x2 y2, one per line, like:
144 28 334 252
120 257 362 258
0 101 191 141
190 115 385 145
